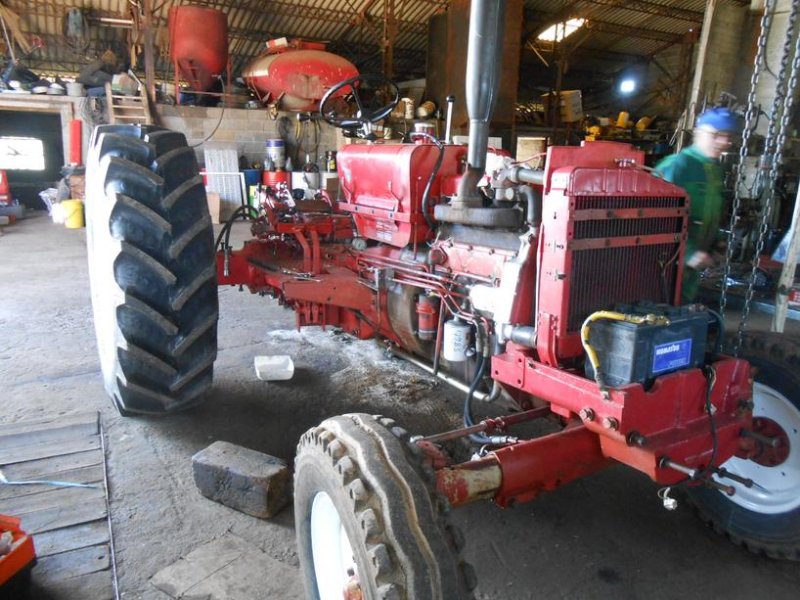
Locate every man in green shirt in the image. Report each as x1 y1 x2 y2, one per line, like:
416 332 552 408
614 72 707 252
654 107 738 303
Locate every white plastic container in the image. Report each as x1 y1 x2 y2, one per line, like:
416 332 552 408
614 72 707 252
442 317 470 362
254 355 295 381
265 139 286 170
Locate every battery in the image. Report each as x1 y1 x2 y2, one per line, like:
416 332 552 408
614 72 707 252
585 303 709 387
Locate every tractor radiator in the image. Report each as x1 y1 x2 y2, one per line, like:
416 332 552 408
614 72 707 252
535 143 689 365
567 196 685 332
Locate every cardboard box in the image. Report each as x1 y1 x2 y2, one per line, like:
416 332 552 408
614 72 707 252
68 174 86 201
452 135 503 149
206 192 221 224
541 90 583 123
515 137 547 162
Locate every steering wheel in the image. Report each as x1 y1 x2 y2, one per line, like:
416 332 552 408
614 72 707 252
319 74 400 131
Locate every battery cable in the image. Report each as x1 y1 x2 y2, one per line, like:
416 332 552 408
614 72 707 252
580 311 671 398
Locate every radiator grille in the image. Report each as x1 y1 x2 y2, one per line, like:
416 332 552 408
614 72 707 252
568 243 679 331
573 218 683 239
576 196 684 210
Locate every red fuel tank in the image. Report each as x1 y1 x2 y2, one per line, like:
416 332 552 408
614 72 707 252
169 6 228 92
243 39 358 111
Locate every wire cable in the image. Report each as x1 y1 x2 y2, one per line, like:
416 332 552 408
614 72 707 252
191 77 226 148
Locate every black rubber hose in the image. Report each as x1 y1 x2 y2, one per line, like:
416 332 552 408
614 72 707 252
463 354 493 445
215 205 259 250
518 185 542 227
410 131 445 231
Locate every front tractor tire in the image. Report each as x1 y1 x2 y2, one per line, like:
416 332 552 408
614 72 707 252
294 414 476 600
86 125 218 415
688 332 800 559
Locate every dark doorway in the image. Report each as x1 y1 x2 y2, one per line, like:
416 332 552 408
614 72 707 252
0 110 64 209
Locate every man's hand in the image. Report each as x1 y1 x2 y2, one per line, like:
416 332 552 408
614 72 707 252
687 250 713 270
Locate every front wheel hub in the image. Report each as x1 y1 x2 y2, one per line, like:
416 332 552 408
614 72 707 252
717 382 800 514
744 416 791 466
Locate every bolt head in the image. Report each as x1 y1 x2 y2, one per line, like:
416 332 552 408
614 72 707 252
602 416 619 430
579 408 595 421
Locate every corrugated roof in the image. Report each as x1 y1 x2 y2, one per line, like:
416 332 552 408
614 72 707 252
0 0 715 80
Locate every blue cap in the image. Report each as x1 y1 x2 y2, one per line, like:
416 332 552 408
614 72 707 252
696 107 739 132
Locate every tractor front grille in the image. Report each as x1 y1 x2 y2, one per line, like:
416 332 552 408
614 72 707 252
568 243 680 331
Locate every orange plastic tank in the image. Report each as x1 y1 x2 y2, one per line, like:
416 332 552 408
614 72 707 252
169 6 228 92
243 39 358 111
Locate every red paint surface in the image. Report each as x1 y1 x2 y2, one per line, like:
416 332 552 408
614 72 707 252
169 6 228 92
69 119 82 166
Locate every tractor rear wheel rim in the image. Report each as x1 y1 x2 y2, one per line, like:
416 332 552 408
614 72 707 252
716 382 800 514
310 491 359 600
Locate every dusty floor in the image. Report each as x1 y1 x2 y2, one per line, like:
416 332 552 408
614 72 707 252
2 213 800 600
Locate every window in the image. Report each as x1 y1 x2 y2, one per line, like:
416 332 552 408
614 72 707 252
538 18 587 43
0 136 46 170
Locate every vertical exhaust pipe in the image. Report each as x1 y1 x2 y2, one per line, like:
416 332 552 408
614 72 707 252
456 0 506 207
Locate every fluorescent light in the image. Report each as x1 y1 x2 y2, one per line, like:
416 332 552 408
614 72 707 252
538 18 586 43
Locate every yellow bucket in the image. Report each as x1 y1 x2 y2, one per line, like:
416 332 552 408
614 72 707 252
62 199 85 229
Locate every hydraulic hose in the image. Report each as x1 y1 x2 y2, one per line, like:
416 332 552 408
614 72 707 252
518 185 541 227
464 354 494 445
409 131 445 231
215 204 259 251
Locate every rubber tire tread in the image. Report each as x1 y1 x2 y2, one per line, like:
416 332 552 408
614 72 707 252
294 413 475 600
687 331 800 560
86 124 218 415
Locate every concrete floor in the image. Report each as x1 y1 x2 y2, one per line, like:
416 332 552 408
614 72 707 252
3 213 800 600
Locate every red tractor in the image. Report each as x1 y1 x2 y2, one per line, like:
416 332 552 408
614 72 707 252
85 1 800 597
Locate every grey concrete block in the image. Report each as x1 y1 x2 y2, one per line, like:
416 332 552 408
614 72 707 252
192 441 291 518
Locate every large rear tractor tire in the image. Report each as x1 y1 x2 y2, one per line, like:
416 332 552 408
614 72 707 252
687 332 800 559
86 125 218 415
294 414 476 600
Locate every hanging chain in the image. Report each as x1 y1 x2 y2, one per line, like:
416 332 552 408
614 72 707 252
735 0 800 355
720 0 776 323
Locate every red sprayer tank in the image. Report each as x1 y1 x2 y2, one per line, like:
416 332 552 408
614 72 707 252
169 6 228 92
243 38 358 111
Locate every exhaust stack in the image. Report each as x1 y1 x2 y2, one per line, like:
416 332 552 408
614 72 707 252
458 0 506 206
435 0 519 228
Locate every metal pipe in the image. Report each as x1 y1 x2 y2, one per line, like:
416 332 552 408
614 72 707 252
506 324 537 347
444 94 455 143
456 0 506 205
419 406 552 444
501 166 545 186
465 0 505 171
89 17 134 27
391 347 489 401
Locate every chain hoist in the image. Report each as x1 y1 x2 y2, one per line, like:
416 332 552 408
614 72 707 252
734 0 800 354
720 0 775 326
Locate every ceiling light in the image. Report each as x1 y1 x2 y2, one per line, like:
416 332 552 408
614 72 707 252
619 79 636 94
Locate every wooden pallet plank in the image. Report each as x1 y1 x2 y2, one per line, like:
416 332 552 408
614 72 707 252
0 413 98 443
36 568 113 599
33 544 110 583
33 520 110 558
20 499 107 535
1 449 103 481
0 485 105 516
0 436 100 466
30 568 114 600
0 464 104 501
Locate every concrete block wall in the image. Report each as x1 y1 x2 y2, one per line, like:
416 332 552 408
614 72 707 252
157 105 338 168
701 2 750 103
753 0 797 137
